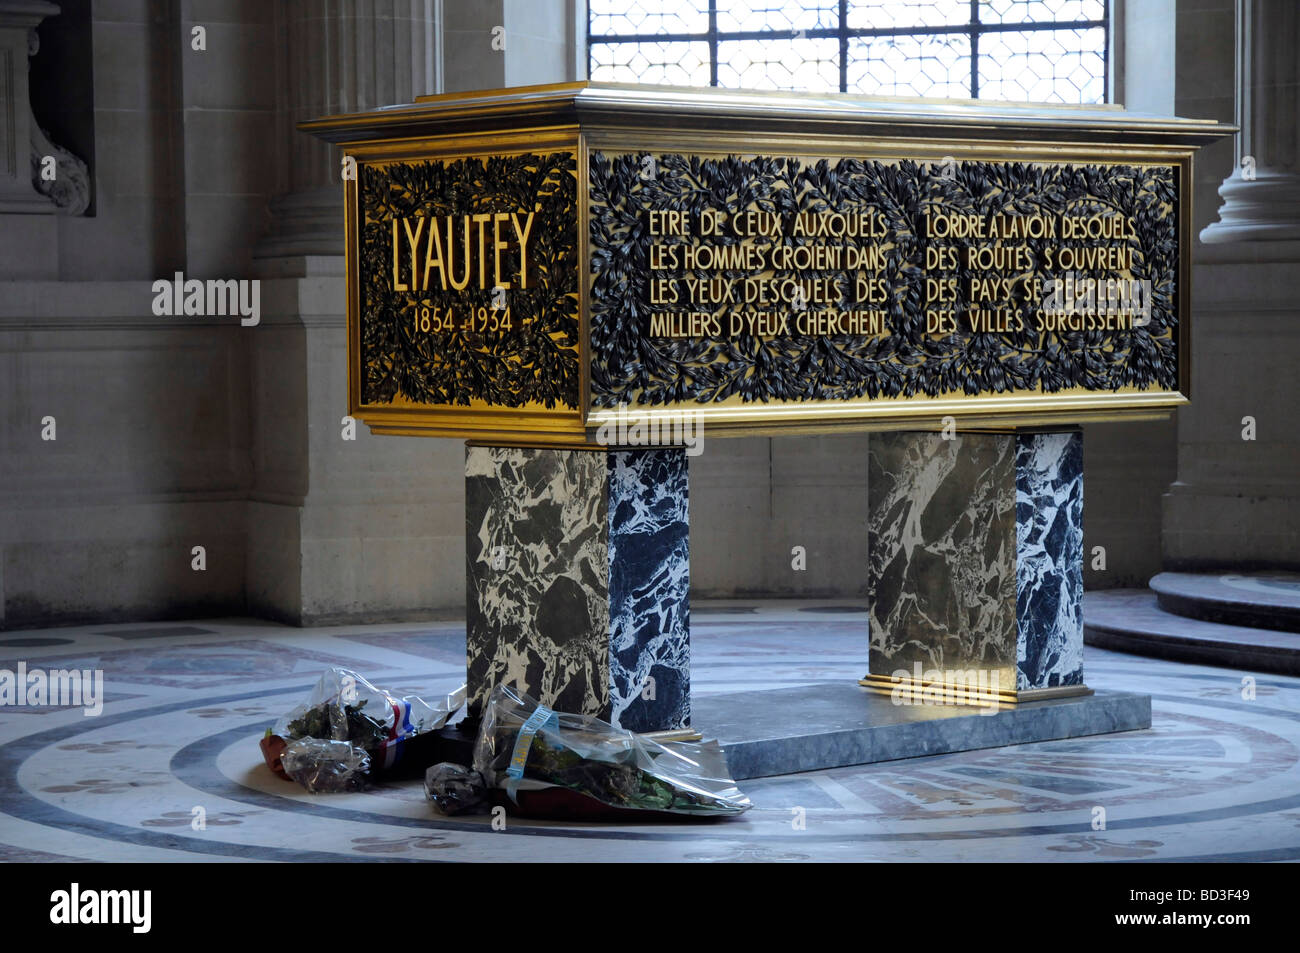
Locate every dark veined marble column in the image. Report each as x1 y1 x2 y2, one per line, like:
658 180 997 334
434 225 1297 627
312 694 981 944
465 444 690 732
863 430 1085 704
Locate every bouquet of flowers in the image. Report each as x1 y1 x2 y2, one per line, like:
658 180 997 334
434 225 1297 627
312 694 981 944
468 683 750 818
264 667 465 791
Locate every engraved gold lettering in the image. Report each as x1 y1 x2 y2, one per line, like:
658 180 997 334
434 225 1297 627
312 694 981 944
447 215 471 291
511 211 535 289
392 218 407 292
493 212 511 289
404 216 426 292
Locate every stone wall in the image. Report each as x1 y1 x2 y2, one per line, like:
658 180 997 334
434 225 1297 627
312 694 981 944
0 1 262 627
3 0 1277 628
1164 0 1300 570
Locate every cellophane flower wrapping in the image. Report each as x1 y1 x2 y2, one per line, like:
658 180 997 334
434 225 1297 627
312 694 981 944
281 738 370 793
472 683 751 817
424 762 489 815
272 668 466 785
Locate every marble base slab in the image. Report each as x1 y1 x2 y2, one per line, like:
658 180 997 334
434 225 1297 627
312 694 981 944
694 682 1149 780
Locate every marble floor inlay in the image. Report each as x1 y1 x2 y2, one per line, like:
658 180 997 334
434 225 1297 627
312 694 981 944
1 602 1298 863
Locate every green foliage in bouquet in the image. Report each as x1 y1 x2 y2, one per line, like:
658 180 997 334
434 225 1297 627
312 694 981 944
286 699 389 753
522 735 734 814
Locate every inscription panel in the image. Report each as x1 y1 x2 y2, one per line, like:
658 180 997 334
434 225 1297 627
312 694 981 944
357 151 580 412
587 152 1180 416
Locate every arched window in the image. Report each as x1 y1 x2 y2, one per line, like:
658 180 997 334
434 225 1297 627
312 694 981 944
589 1 1109 104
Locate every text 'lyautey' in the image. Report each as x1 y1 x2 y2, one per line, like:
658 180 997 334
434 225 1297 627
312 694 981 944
390 211 536 293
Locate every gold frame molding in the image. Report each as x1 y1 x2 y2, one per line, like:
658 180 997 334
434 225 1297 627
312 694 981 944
340 129 585 444
301 81 1235 443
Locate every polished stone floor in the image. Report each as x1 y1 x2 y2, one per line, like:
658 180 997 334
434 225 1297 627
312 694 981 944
1 600 1297 863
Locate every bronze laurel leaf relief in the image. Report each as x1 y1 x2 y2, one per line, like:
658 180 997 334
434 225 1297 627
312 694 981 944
587 152 1179 408
359 152 580 409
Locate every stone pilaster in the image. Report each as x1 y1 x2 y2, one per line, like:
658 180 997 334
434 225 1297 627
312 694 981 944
0 0 58 214
245 3 459 625
1166 0 1300 569
254 0 441 268
1200 0 1300 243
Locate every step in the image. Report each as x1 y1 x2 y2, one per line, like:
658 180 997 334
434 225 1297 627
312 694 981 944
1150 571 1300 633
1084 589 1300 675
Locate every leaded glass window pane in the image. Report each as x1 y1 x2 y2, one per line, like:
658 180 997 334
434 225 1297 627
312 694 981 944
588 0 1110 104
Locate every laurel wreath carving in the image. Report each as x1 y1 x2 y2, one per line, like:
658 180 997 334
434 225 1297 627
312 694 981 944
588 152 1178 407
359 153 579 408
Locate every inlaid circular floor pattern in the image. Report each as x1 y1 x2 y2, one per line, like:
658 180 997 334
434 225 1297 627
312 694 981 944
2 613 1299 862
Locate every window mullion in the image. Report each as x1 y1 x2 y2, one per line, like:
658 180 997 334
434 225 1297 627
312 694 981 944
709 0 719 87
839 0 849 93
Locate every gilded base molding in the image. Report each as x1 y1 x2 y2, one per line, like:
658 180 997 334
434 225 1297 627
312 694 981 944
639 728 703 743
859 672 1093 706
